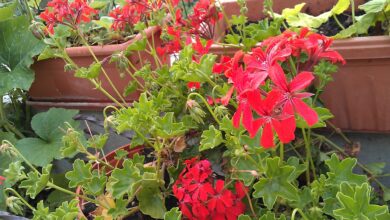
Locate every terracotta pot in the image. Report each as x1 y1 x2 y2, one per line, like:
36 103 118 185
321 36 390 133
75 145 144 218
28 26 163 110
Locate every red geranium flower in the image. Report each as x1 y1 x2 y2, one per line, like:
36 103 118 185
247 89 296 148
269 65 318 126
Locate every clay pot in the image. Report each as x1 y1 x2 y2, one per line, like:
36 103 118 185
321 36 390 132
28 26 163 110
75 145 144 218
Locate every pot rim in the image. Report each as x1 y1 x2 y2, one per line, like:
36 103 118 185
64 26 161 57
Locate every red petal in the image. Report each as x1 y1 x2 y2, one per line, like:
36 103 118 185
289 72 314 92
269 65 288 92
221 87 234 106
272 117 296 144
261 123 274 148
293 98 318 126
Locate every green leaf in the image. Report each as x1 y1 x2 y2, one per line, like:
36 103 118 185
154 112 187 139
126 38 147 53
331 0 351 15
75 62 102 79
93 16 114 30
3 161 25 185
65 159 92 188
107 159 141 198
107 198 129 218
199 125 223 151
51 199 79 219
325 154 367 186
87 134 108 150
0 1 17 21
0 15 45 95
32 201 50 220
359 0 388 13
16 108 80 166
85 175 107 196
19 164 52 199
334 183 389 220
296 107 334 128
123 80 138 97
253 157 299 209
259 212 287 220
137 180 166 219
89 0 110 9
164 207 182 220
365 162 386 176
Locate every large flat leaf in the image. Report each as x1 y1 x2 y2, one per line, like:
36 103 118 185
16 108 80 167
0 1 17 22
0 15 45 95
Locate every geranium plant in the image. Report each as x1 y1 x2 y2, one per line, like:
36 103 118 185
1 0 390 219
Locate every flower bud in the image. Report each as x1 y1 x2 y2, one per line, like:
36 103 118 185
29 21 46 40
6 196 24 215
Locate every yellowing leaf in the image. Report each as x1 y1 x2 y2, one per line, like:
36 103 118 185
331 0 351 15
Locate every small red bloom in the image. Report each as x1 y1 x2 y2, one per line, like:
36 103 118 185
0 176 5 185
187 82 201 90
192 36 213 55
173 158 246 220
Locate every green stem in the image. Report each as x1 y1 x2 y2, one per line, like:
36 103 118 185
5 188 36 212
333 14 346 30
188 93 221 124
279 142 284 161
291 208 310 220
301 128 312 184
0 100 25 139
77 29 127 106
350 0 356 26
5 140 39 174
46 182 110 209
312 133 387 190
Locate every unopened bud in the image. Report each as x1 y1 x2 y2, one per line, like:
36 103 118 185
6 196 24 215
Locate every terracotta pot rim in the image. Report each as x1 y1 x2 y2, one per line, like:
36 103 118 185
65 26 161 57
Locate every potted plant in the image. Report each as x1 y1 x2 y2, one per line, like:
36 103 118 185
2 0 390 218
28 0 166 109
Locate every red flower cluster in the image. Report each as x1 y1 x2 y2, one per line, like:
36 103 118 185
173 158 246 220
109 0 150 31
215 28 345 148
40 0 98 34
157 0 221 56
0 176 5 185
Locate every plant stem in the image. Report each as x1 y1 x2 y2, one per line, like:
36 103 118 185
333 14 346 30
291 208 310 220
301 128 312 184
311 133 387 190
5 188 36 212
279 142 284 161
188 93 221 124
76 29 127 106
46 182 110 209
5 140 40 174
0 99 25 139
350 0 356 26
